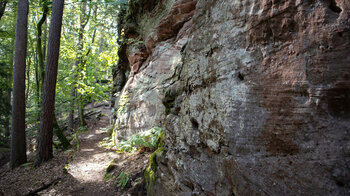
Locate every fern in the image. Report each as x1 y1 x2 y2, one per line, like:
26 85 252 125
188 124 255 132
117 171 130 188
116 127 163 153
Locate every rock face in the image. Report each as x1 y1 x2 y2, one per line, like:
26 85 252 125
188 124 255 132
113 0 350 195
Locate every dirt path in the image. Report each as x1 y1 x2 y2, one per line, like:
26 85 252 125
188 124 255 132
43 106 119 195
0 105 120 196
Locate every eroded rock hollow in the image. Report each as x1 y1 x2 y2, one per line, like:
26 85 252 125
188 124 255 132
112 0 350 195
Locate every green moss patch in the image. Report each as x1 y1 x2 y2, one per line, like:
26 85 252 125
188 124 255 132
163 88 180 115
144 147 164 196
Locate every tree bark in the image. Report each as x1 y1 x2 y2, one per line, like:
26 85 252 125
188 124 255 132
36 0 64 165
43 17 48 64
25 52 31 102
74 0 90 128
37 0 48 95
4 91 11 138
78 99 86 126
10 0 29 169
34 46 40 109
0 0 7 21
53 112 70 149
68 88 75 131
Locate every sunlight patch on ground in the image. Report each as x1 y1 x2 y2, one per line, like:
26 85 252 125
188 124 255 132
67 150 118 183
84 134 96 139
80 148 94 152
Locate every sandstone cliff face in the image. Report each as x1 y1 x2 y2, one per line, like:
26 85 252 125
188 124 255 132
113 0 350 195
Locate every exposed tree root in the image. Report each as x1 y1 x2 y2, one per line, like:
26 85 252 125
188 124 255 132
25 178 61 196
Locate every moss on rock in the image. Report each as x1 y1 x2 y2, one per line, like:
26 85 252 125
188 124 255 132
144 127 165 194
144 147 164 196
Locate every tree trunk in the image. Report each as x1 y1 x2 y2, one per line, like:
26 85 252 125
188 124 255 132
34 46 40 110
4 91 11 138
36 0 64 165
25 53 31 102
75 0 91 127
37 0 48 96
53 112 70 149
68 88 75 131
0 0 7 21
78 99 86 126
10 0 29 169
43 17 48 64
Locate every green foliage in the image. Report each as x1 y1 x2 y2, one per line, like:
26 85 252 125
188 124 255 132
0 0 15 144
76 126 88 133
0 136 9 148
163 89 179 115
53 127 71 150
104 172 114 182
0 147 9 154
104 160 130 187
100 136 114 148
103 160 117 182
64 149 73 154
0 0 131 151
123 0 158 25
143 128 165 195
116 127 163 153
18 0 125 141
21 162 34 168
116 171 130 188
72 133 80 150
64 145 78 174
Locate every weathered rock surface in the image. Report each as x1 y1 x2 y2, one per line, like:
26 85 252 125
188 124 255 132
113 0 196 140
114 0 350 195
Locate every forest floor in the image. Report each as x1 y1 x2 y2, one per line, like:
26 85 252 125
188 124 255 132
0 104 149 196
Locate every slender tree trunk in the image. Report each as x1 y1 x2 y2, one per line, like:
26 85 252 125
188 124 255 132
35 0 48 122
43 17 48 64
36 0 64 165
4 91 11 138
53 112 70 149
0 0 7 21
10 0 29 169
74 1 90 127
77 27 96 121
34 47 40 109
68 88 75 131
25 53 31 102
78 99 86 126
37 0 48 95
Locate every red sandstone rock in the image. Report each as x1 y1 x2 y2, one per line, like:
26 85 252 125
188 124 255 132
128 49 148 75
146 0 197 53
115 0 350 195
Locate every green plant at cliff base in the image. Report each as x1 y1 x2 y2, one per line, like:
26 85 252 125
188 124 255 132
144 147 164 195
100 136 114 149
116 127 163 153
144 127 165 195
117 171 130 188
